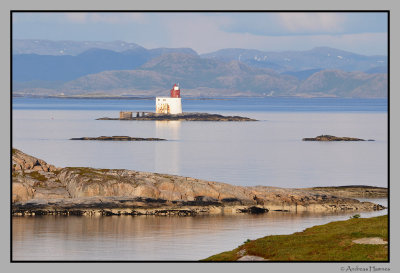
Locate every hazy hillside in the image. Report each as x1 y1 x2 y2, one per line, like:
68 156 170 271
13 40 386 76
281 69 323 81
201 47 387 73
13 48 148 81
13 53 387 98
13 47 198 82
57 53 299 96
12 40 388 98
295 70 387 98
61 70 176 95
364 66 387 74
13 39 145 55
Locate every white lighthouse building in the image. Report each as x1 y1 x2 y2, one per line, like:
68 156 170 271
156 84 183 114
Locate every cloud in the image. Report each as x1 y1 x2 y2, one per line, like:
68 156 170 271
12 12 387 55
64 13 87 23
64 13 146 24
162 14 237 51
278 13 346 33
156 13 386 55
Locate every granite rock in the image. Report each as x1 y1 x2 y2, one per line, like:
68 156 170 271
12 149 386 215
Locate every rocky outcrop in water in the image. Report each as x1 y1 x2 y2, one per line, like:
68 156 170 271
307 186 387 198
70 136 166 141
303 135 373 141
12 149 386 216
97 112 257 121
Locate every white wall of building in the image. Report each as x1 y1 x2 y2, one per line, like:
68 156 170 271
155 97 182 114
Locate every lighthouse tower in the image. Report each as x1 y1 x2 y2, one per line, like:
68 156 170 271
170 84 180 98
155 84 183 114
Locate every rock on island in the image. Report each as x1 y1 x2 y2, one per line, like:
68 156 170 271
97 112 257 121
12 149 386 216
70 136 166 141
303 135 374 141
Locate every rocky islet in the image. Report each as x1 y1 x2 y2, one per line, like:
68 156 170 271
97 112 257 121
12 149 386 216
302 135 374 141
70 136 166 141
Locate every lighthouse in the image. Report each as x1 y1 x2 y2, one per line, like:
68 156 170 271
155 84 183 114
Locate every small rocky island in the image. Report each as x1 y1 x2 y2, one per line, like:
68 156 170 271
12 149 386 217
303 135 374 141
97 112 257 121
70 136 166 141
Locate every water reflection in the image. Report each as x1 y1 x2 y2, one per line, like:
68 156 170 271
154 121 182 175
13 202 387 261
155 120 181 139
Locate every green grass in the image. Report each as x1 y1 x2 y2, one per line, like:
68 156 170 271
27 171 47 182
203 215 388 261
66 167 110 175
64 167 116 183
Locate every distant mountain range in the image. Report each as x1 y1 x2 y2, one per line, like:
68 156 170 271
13 45 197 82
12 39 388 98
13 39 145 55
201 47 387 73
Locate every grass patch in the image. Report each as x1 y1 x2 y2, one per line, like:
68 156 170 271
203 215 388 262
66 167 111 176
65 167 99 176
205 249 240 261
27 171 48 182
64 167 116 183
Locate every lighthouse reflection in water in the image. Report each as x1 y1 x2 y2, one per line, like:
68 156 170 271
155 120 182 175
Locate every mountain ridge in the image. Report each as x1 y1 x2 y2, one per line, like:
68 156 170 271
12 40 388 98
201 46 387 72
13 54 387 98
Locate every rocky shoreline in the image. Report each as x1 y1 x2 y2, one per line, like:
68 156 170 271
12 149 386 216
70 136 166 141
97 112 257 121
303 135 374 141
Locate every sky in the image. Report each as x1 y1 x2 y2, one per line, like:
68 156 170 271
12 12 388 55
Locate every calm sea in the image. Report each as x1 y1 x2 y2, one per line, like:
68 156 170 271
12 97 388 260
12 97 387 188
12 200 387 261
